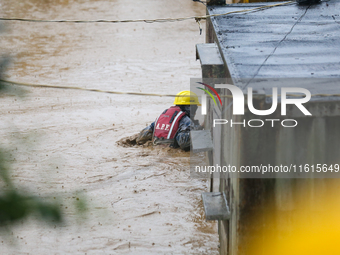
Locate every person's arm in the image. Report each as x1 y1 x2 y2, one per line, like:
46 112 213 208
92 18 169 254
175 131 190 151
136 122 154 145
175 116 202 151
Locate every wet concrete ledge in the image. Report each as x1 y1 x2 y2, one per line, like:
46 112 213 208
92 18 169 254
207 1 340 82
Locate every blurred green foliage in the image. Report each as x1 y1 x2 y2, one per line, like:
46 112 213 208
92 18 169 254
0 57 10 92
0 49 85 230
0 104 63 227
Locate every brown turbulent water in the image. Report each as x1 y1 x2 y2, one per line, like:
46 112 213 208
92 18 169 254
0 0 218 254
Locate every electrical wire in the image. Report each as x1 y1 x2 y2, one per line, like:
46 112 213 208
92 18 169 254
0 1 294 24
2 79 340 99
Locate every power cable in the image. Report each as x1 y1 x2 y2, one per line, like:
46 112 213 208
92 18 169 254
2 79 340 99
0 2 294 24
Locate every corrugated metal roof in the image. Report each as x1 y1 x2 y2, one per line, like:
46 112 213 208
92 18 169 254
208 0 340 93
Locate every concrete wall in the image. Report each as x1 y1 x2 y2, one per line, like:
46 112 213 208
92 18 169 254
203 6 340 255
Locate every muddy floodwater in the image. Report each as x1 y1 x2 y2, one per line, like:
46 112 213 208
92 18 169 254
0 0 218 254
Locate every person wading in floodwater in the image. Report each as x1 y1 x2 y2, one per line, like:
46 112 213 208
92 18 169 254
136 91 203 151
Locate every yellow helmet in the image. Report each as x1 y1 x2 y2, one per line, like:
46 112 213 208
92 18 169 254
173 91 201 106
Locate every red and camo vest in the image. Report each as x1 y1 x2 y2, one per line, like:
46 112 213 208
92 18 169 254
153 106 186 144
